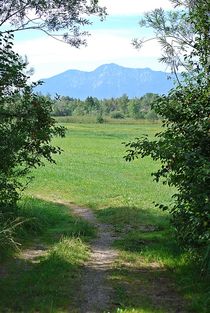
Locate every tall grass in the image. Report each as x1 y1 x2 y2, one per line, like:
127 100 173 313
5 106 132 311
0 214 24 258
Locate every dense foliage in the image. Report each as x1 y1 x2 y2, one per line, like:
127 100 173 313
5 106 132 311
0 0 106 254
125 0 210 261
0 33 65 213
125 75 209 248
51 93 159 120
0 0 106 47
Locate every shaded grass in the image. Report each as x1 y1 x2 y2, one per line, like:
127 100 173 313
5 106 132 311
98 206 210 313
0 237 88 312
17 197 95 244
109 267 182 313
8 122 208 312
96 206 168 234
0 197 95 312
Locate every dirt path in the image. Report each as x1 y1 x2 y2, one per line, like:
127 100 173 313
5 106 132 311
56 201 118 313
21 198 188 313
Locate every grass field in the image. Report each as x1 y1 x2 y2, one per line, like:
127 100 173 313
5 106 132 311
27 122 172 211
1 122 209 313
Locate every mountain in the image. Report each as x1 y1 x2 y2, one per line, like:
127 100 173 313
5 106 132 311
36 63 175 99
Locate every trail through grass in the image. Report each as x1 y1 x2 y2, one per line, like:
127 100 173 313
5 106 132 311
1 122 209 313
0 198 94 312
27 123 210 312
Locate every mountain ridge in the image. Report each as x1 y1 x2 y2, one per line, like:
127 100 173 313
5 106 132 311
36 63 175 99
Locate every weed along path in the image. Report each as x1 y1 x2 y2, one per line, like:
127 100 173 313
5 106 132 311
55 200 118 313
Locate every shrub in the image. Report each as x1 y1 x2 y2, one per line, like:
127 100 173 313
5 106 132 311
111 111 125 119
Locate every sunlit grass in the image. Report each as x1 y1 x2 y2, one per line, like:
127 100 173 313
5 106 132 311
26 122 173 211
2 122 207 313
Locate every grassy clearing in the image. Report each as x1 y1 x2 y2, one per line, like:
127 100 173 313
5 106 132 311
26 122 172 211
1 122 208 312
26 122 209 313
0 197 94 312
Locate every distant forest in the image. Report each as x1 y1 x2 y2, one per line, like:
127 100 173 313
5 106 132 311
51 93 159 121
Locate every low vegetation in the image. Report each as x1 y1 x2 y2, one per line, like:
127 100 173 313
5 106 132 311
0 197 94 312
0 122 208 312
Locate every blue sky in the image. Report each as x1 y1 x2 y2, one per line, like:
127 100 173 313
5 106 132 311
13 0 173 80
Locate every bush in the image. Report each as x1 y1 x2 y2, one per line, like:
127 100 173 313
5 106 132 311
125 76 210 250
125 1 210 271
111 111 125 119
96 114 105 123
145 110 159 121
0 33 65 213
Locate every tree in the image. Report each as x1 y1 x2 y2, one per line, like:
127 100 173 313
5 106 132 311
132 0 209 82
128 98 142 119
85 96 100 114
0 32 65 212
125 0 210 259
0 0 106 47
52 96 76 116
118 94 129 115
0 0 107 213
0 1 107 254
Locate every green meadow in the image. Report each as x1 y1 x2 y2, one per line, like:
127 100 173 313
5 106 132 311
1 122 209 313
27 122 172 210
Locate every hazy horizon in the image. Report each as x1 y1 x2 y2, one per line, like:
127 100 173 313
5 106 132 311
11 0 173 81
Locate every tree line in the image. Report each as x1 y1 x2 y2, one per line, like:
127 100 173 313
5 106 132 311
51 93 159 121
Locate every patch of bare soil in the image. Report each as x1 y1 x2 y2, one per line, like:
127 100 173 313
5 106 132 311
58 202 118 313
34 198 188 313
20 244 48 263
18 196 118 312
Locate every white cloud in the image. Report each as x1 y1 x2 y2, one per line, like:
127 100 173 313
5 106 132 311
13 0 174 79
100 0 173 15
14 27 165 80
